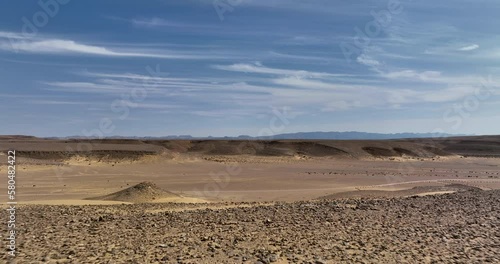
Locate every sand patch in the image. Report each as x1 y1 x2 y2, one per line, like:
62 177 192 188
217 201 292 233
320 184 478 199
409 191 456 197
13 200 132 206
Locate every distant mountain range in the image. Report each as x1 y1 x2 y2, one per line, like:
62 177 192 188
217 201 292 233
56 131 467 140
250 131 466 140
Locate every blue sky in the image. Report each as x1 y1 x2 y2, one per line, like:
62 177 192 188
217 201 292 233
0 0 499 137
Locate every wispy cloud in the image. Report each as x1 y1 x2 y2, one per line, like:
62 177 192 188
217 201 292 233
458 44 479 51
131 17 214 29
0 31 219 59
270 74 481 108
212 62 348 78
29 100 92 105
0 31 30 40
6 39 121 56
356 54 380 67
39 64 497 120
382 70 442 81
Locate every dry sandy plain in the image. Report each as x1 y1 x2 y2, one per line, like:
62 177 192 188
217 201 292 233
0 136 499 263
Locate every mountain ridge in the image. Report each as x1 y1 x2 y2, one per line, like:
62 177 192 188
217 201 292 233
49 131 468 140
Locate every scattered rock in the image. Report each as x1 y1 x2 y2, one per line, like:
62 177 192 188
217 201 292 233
3 190 499 263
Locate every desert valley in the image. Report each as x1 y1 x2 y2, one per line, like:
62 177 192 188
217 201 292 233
1 135 499 263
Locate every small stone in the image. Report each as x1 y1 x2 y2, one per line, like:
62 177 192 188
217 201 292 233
269 254 279 262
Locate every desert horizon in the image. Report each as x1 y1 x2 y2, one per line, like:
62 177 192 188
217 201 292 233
2 134 500 204
2 0 500 263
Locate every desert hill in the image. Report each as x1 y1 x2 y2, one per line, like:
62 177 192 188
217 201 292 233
1 135 499 163
86 182 179 203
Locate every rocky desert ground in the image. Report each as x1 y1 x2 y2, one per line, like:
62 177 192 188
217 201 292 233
1 136 500 263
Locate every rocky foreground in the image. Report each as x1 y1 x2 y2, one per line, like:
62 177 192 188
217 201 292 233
3 190 500 264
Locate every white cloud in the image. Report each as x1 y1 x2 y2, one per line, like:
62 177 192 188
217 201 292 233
41 66 497 120
130 103 183 110
0 31 218 59
0 31 30 40
356 54 380 67
417 86 474 103
321 101 361 112
42 81 145 94
378 69 500 90
271 75 478 106
458 44 479 51
28 100 91 105
131 17 213 29
267 51 333 62
7 40 119 56
212 63 347 78
132 17 178 27
382 70 442 81
1 39 212 59
272 77 371 91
